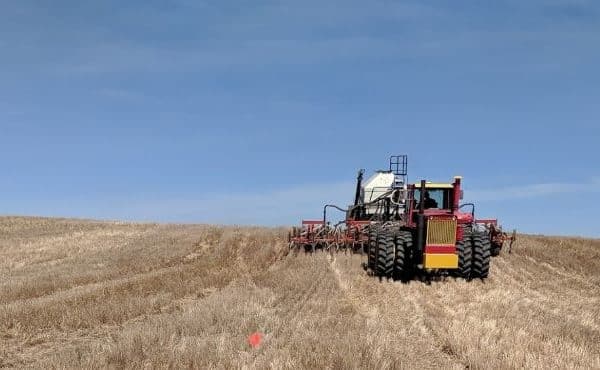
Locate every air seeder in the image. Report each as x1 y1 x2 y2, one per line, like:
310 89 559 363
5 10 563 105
288 155 515 280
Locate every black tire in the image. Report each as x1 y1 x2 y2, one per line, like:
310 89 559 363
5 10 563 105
367 226 379 271
376 229 395 278
394 230 412 281
472 232 491 279
456 231 473 279
491 243 501 257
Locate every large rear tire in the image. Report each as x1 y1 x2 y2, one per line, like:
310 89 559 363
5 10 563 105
472 232 491 279
456 231 472 279
376 228 395 278
367 226 379 271
394 230 412 281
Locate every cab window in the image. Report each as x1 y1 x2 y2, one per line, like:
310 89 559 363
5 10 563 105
414 188 451 209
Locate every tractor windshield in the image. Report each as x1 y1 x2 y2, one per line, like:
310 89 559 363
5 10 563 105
414 188 450 209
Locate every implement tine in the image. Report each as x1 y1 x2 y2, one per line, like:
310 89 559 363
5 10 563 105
508 229 517 254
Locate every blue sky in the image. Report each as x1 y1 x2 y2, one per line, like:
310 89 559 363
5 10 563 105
1 0 599 236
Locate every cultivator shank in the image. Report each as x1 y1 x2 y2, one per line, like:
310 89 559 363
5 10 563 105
475 219 517 255
288 220 370 252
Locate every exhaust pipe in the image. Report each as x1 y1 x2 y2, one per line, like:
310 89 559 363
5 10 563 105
415 180 426 255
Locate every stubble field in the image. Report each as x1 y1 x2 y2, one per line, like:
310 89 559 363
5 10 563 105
1 216 599 369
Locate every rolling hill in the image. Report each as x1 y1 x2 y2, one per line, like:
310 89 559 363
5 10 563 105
1 217 598 368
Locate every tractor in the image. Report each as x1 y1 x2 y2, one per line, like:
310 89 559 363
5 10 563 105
289 155 515 280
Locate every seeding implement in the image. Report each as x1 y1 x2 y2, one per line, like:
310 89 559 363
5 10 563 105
288 155 516 280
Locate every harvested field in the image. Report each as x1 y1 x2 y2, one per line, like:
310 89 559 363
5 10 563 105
0 216 599 369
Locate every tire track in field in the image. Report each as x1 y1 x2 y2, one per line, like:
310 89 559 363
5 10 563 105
329 253 464 369
2 256 204 308
404 251 600 369
377 277 470 368
267 253 331 342
489 255 600 345
328 254 378 320
494 255 600 324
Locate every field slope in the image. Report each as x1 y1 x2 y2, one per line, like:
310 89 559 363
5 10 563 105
1 217 599 369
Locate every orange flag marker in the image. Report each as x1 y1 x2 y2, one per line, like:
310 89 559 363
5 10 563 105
248 332 263 348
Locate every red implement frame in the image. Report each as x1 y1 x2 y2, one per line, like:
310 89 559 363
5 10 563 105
289 219 371 251
476 219 517 253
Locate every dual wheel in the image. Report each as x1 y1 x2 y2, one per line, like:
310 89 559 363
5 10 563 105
369 227 491 280
369 227 412 281
457 230 491 279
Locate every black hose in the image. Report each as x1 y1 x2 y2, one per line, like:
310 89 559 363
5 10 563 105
323 188 400 224
323 204 349 225
459 203 475 218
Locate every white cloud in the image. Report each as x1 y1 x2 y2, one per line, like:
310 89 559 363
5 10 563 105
466 178 600 202
75 178 600 224
99 181 356 225
6 178 599 226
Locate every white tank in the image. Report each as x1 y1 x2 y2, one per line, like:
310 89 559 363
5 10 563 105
361 171 406 216
363 171 396 203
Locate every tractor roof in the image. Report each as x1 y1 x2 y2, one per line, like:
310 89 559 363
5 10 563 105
409 182 454 189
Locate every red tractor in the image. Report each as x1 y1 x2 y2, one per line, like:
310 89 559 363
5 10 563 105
367 176 516 281
289 155 515 280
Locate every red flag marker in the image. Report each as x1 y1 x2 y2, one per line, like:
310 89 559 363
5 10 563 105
248 332 263 348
